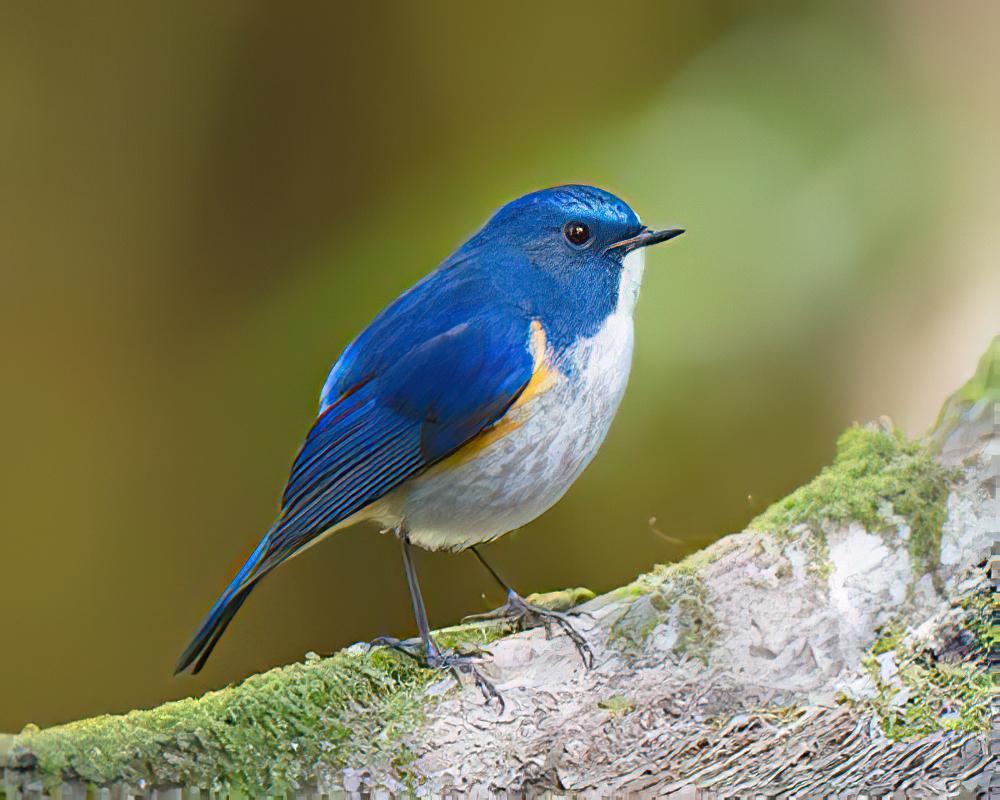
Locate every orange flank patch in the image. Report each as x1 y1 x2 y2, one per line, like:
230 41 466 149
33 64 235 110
517 320 558 405
441 320 557 466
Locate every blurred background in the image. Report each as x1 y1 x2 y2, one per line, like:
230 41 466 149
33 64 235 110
1 1 997 731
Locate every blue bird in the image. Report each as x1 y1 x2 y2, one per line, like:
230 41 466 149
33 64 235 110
176 185 683 693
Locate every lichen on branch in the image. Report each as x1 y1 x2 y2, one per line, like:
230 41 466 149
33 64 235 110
749 422 956 573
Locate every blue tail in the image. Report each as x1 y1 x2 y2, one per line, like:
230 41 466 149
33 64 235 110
175 537 269 674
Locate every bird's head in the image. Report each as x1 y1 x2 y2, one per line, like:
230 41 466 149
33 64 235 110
464 185 682 334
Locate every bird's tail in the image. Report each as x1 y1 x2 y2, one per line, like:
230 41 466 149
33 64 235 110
175 537 269 675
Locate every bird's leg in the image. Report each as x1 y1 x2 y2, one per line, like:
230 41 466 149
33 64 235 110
373 527 502 707
400 527 439 660
465 546 594 669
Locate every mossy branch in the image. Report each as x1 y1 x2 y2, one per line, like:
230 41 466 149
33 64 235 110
3 339 997 797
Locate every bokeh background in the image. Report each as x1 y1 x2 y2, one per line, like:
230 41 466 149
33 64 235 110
2 1 997 731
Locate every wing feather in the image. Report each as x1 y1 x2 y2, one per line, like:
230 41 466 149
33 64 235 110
177 266 538 674
242 315 533 585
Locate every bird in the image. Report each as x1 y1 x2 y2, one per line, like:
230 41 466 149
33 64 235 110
176 185 683 695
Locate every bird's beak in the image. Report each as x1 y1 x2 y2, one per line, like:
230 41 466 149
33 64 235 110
604 226 685 254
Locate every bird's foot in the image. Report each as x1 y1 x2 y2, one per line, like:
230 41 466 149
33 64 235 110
368 636 503 709
463 589 595 668
426 648 504 709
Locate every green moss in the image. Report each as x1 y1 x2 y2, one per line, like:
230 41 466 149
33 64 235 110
670 542 731 577
862 656 993 741
597 695 635 716
946 336 999 407
750 423 956 574
610 566 717 661
4 607 572 793
608 570 665 602
930 337 1000 449
10 648 440 793
609 538 734 604
860 587 998 741
525 587 596 612
431 590 594 650
433 619 513 651
655 573 717 662
607 540 729 654
961 588 1000 658
870 623 905 656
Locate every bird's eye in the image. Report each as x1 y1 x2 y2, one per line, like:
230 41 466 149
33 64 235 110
563 221 591 247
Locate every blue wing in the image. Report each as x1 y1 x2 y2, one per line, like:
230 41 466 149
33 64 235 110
271 315 534 566
176 276 535 673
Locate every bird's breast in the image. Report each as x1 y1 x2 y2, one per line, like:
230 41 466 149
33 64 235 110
391 307 636 551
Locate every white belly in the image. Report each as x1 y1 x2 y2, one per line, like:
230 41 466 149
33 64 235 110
367 248 646 551
378 308 635 552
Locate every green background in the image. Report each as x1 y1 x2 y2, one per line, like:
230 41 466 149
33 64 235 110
1 1 997 731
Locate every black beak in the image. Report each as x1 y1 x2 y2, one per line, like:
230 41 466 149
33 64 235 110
605 226 685 254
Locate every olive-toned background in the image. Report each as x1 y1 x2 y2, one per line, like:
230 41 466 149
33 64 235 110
2 1 997 731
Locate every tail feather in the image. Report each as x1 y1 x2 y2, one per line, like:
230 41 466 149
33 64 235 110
175 538 269 675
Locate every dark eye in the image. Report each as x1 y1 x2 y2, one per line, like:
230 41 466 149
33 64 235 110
563 221 591 247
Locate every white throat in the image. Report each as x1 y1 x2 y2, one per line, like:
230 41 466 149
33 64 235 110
616 248 646 316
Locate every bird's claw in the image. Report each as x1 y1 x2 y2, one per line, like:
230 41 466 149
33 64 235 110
368 636 504 710
463 590 595 669
427 649 504 710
